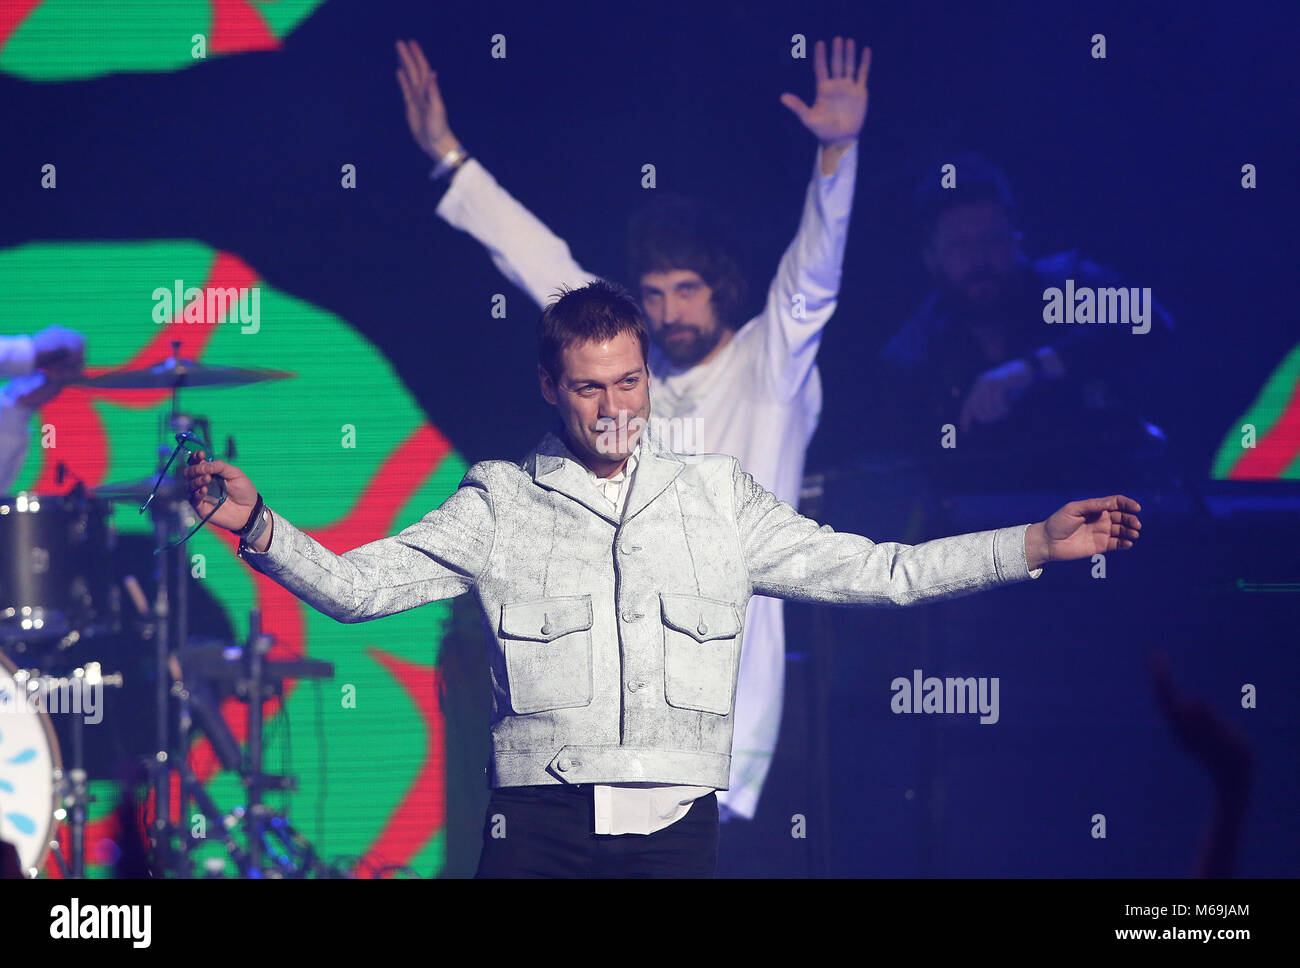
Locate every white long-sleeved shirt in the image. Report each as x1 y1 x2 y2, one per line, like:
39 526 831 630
1 336 35 376
435 142 857 822
0 336 38 493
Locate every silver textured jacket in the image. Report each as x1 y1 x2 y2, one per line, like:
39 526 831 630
239 429 1041 789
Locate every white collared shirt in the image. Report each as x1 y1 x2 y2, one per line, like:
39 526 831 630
580 441 716 835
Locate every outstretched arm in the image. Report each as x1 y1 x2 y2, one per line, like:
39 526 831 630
0 366 81 493
732 458 1141 604
396 39 600 309
755 37 870 399
186 450 494 623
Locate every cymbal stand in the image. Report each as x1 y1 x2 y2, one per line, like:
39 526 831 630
146 491 172 876
170 610 325 877
169 656 252 876
143 402 214 877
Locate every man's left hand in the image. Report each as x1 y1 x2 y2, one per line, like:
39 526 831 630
780 36 870 157
1027 495 1142 569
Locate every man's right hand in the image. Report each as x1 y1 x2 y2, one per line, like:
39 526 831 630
9 372 67 410
396 39 461 161
184 450 260 533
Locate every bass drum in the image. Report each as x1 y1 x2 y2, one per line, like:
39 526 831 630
0 650 62 876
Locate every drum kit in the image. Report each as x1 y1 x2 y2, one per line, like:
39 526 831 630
0 344 335 878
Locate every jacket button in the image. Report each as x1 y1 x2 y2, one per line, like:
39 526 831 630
627 680 644 693
697 619 709 635
622 609 642 622
621 544 642 555
557 756 572 772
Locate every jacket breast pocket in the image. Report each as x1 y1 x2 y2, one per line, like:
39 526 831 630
660 593 742 716
499 595 594 714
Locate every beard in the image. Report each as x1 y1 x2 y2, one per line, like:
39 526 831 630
937 265 1025 326
655 324 724 368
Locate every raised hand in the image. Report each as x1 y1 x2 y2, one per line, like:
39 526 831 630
395 38 460 161
779 36 871 147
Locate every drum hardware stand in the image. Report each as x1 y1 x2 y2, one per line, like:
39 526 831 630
145 483 174 876
166 629 255 877
167 609 334 877
170 664 253 876
11 664 125 878
244 608 271 875
130 403 298 877
65 346 294 877
142 407 218 877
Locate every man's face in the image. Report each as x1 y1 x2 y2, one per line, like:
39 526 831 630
923 201 1022 308
638 269 726 367
539 331 651 474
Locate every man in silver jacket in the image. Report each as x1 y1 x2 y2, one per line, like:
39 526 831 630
184 279 1141 878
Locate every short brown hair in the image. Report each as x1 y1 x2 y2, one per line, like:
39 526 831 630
538 279 650 381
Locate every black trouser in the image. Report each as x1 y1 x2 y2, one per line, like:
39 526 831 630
474 783 719 878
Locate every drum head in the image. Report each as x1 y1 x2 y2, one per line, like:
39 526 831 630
0 650 62 876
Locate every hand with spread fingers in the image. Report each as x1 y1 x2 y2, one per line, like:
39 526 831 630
779 36 871 157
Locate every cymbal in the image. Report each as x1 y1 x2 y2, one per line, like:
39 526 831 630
73 357 294 389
